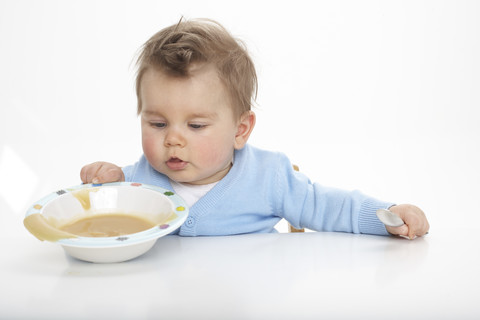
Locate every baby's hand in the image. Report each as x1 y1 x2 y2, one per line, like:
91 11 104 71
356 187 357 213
385 204 430 239
80 161 125 184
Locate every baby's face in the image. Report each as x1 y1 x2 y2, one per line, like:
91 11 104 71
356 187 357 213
139 64 241 185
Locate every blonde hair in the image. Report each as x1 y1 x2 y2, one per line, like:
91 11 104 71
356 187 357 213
135 18 258 118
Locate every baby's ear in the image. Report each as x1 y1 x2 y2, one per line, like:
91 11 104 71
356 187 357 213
234 111 256 149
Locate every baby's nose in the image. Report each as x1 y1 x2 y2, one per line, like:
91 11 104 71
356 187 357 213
164 128 186 147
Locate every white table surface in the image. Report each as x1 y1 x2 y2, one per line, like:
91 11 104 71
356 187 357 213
1 225 479 320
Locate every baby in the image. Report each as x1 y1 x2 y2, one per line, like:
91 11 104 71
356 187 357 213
81 18 429 239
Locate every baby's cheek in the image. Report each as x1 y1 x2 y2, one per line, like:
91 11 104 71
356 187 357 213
197 143 231 167
142 137 158 162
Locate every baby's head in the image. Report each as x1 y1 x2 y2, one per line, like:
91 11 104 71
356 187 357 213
135 18 257 120
134 19 257 185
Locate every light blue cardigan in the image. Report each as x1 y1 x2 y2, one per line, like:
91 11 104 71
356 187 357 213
122 144 393 236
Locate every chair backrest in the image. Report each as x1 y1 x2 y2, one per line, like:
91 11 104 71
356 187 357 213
288 165 305 233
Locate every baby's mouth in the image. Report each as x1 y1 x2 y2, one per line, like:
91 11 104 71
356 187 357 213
166 157 188 171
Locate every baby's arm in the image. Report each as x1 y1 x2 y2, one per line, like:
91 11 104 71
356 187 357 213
385 204 430 239
80 161 125 184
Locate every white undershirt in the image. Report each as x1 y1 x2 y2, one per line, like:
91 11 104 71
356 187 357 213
169 179 218 207
169 157 234 207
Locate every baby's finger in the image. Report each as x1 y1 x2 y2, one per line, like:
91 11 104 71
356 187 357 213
80 164 101 184
93 167 124 184
408 221 429 239
408 227 417 240
404 214 429 239
386 224 409 237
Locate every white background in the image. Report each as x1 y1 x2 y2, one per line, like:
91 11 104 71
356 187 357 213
1 0 479 234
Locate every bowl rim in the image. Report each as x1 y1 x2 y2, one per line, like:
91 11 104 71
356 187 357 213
25 182 189 248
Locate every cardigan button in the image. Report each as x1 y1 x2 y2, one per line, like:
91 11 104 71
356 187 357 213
185 217 195 227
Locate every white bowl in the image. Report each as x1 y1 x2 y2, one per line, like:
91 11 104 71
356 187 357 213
24 182 188 263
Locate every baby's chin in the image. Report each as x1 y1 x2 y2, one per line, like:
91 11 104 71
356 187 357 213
164 172 207 185
160 164 231 185
171 174 224 186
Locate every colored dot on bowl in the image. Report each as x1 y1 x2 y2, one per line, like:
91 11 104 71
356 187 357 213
164 191 174 196
33 204 42 210
159 224 169 229
176 206 185 211
131 183 142 187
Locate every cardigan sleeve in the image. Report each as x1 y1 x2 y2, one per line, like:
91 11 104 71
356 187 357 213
273 154 394 236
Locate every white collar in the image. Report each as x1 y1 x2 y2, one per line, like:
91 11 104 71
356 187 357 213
169 179 219 207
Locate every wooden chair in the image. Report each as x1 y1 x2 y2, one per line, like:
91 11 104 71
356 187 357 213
288 164 305 233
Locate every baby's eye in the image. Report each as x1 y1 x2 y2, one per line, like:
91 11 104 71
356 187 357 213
152 122 166 128
189 123 206 129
